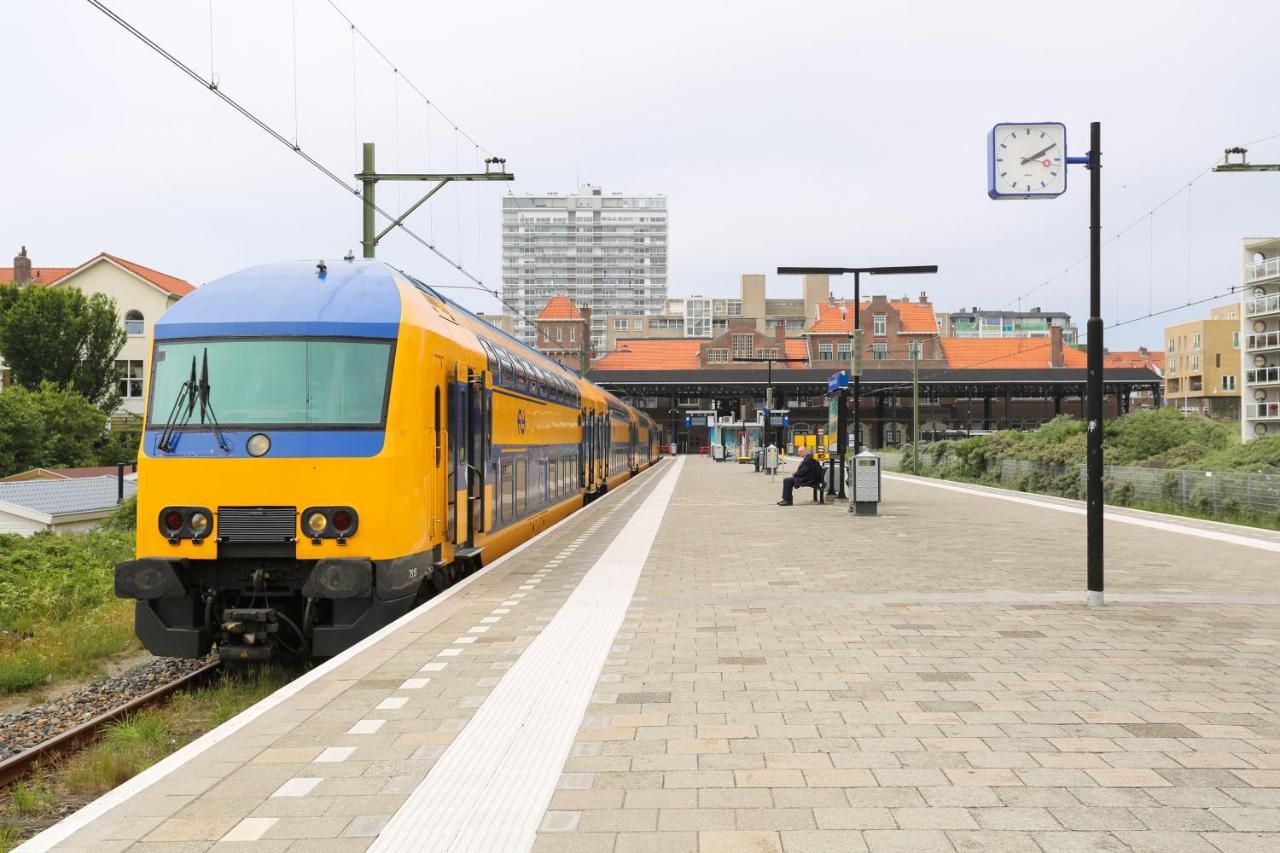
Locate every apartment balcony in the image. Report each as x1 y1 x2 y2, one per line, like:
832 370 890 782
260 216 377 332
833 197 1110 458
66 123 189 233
1246 402 1280 420
1246 256 1280 283
1247 365 1280 386
1245 292 1280 318
1245 331 1280 352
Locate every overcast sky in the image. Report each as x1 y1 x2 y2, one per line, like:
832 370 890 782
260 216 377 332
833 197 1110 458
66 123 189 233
5 0 1280 348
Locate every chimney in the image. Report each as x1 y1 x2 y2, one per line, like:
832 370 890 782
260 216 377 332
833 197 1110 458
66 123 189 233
918 291 928 304
13 246 32 286
774 323 786 345
1049 324 1064 368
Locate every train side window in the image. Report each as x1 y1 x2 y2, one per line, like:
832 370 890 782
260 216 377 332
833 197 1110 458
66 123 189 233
481 339 498 377
433 386 441 467
496 349 512 387
515 459 526 516
501 460 514 523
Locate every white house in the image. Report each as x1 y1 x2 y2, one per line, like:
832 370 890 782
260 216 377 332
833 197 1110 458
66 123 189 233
2 247 196 417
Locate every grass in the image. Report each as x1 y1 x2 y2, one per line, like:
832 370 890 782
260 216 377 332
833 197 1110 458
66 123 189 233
0 500 139 696
0 666 294 850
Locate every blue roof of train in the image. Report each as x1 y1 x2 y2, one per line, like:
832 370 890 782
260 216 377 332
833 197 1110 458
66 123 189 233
154 260 402 339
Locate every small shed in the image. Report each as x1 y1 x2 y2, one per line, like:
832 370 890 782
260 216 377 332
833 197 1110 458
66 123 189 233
0 476 137 535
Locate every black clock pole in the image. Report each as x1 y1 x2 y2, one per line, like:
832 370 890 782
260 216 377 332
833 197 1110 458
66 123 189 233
1086 121 1104 607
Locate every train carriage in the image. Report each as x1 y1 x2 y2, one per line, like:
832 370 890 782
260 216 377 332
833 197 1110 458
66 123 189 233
115 259 659 661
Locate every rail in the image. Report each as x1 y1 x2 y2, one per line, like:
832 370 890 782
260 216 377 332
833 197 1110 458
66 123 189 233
0 661 221 788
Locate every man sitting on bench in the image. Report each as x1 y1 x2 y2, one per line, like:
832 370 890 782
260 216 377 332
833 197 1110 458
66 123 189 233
777 446 822 506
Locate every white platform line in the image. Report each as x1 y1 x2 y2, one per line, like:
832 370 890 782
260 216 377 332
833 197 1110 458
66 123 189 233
369 457 685 853
15 460 669 853
885 472 1280 554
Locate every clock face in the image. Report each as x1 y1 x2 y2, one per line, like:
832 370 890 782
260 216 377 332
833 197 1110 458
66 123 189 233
988 123 1068 199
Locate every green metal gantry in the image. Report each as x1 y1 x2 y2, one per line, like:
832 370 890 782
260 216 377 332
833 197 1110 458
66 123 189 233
356 142 514 258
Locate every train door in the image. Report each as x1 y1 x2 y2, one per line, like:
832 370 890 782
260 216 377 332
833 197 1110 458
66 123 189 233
466 369 487 546
447 368 470 550
583 410 595 491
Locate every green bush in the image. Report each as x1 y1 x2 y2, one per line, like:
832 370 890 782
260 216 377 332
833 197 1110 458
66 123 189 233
0 382 109 476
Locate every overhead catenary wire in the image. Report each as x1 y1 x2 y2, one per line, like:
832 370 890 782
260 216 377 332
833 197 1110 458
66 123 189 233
82 0 491 289
322 0 494 158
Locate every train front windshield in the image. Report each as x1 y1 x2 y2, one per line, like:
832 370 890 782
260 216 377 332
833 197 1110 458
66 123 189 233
148 338 393 428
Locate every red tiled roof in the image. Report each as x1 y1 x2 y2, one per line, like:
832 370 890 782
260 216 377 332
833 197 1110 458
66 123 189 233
941 338 1086 369
1 253 194 296
807 300 937 334
537 295 583 321
99 253 195 296
593 340 702 370
1104 350 1165 370
783 338 809 365
0 267 74 285
895 302 938 334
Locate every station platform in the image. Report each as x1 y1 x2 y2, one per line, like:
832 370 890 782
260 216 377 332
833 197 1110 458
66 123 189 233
23 455 1280 853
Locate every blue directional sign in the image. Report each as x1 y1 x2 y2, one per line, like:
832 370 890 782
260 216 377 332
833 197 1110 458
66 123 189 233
828 371 849 392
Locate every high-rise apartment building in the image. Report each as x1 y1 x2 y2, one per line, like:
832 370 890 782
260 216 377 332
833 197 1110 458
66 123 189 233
501 185 668 350
1241 238 1280 441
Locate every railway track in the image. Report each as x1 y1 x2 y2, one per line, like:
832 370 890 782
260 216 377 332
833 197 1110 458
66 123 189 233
0 661 221 788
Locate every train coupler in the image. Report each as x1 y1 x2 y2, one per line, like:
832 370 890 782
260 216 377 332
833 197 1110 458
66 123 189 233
219 607 280 663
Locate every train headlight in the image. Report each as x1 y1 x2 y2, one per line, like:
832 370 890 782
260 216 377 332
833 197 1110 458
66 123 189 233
305 511 328 535
163 510 184 534
246 433 271 457
188 511 210 536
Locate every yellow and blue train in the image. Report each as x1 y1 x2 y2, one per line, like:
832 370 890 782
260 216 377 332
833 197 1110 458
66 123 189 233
115 259 661 661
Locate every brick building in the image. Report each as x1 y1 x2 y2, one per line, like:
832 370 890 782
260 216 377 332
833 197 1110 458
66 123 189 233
532 295 593 373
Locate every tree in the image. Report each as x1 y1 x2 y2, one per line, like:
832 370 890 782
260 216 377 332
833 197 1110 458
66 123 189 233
0 287 127 410
0 383 107 475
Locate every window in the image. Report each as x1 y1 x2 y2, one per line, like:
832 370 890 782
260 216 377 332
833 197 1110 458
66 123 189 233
1193 333 1201 350
1216 353 1221 368
818 343 833 361
501 461 514 522
706 348 728 363
116 359 144 398
757 347 779 358
124 309 144 336
569 327 576 343
837 343 851 360
515 459 526 516
873 314 887 336
1167 338 1175 353
433 386 441 467
1233 331 1241 349
731 334 754 360
614 319 629 331
907 340 924 359
555 327 563 342
1192 355 1200 372
148 338 392 426
634 320 642 331
1222 375 1237 391
872 343 888 360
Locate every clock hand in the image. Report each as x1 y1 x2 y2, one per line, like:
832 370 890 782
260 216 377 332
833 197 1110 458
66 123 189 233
1020 142 1058 164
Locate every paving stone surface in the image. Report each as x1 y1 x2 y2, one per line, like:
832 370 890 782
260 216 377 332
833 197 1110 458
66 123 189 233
30 458 1280 852
539 460 1280 853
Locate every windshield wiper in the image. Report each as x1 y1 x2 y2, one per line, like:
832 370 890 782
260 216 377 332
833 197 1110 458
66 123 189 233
156 356 197 453
197 349 231 453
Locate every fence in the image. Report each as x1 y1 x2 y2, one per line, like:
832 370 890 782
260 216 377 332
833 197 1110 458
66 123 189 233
913 454 1280 519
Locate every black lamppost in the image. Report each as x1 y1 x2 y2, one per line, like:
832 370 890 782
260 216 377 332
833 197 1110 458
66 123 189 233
778 265 938 498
